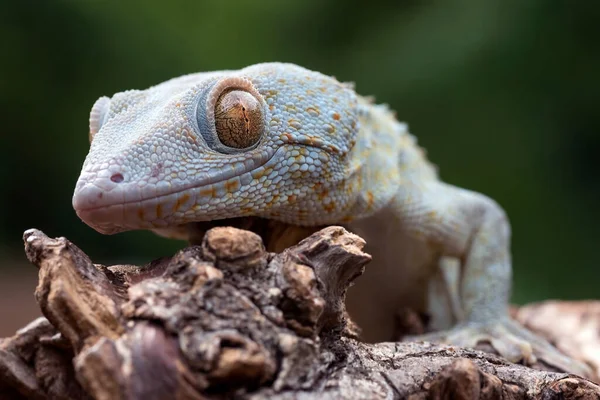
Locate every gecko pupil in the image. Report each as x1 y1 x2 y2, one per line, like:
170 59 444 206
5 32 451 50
214 89 263 149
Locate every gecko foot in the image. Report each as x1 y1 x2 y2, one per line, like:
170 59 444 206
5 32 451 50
404 317 592 378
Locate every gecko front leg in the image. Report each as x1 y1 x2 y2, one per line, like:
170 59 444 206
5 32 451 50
394 180 592 377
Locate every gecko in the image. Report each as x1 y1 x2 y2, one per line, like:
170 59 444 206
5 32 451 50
72 62 590 376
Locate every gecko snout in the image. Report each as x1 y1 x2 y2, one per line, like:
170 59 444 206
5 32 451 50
71 169 133 234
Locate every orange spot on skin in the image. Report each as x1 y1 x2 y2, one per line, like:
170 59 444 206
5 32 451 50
332 113 340 120
288 194 297 203
283 132 293 142
200 187 216 198
266 194 280 207
225 179 240 193
174 193 190 212
306 106 320 116
137 208 145 221
367 191 374 209
318 189 329 201
324 203 336 213
341 216 354 223
156 203 163 218
252 169 266 180
297 209 308 220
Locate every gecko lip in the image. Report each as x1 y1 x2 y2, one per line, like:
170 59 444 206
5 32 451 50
72 148 280 233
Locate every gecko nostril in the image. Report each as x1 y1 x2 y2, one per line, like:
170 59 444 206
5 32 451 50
110 173 124 183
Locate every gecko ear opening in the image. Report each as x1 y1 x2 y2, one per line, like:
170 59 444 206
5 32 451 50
89 96 111 143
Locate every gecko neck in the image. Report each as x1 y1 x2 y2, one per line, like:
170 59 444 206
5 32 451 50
340 98 406 222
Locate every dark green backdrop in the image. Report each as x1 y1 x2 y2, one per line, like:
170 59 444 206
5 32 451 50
1 0 598 304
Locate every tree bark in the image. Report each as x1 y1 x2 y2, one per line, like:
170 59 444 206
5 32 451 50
0 226 598 399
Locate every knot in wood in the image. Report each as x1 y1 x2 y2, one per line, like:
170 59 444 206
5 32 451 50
201 227 267 271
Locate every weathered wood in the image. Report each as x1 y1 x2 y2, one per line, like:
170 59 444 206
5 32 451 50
514 301 600 382
0 227 598 399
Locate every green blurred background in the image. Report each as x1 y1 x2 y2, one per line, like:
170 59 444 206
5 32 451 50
0 0 598 335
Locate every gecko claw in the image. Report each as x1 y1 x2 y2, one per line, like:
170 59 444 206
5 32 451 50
404 317 593 379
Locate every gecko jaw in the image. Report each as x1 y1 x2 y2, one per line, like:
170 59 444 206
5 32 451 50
72 148 279 234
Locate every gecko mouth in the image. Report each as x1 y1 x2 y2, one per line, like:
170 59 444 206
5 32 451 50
72 147 281 233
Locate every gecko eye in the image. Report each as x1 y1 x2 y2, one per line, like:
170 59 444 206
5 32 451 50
197 76 266 154
214 89 264 149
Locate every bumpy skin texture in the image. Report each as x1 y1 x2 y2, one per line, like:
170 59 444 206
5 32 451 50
75 64 369 233
73 63 590 377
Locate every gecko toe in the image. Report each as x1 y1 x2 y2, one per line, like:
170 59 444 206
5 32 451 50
404 317 593 379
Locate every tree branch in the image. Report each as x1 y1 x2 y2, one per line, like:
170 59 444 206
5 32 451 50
0 226 597 399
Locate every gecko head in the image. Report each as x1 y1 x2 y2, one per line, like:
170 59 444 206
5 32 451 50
72 63 359 235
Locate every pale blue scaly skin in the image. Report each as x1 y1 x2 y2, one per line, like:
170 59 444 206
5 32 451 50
72 63 591 377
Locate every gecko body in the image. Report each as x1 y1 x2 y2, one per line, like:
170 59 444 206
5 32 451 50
72 63 589 376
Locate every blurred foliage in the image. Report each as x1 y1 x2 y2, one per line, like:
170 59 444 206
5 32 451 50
0 0 598 303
